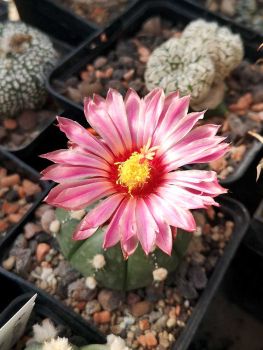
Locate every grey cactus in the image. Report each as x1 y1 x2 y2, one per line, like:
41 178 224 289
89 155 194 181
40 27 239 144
0 21 58 117
145 19 244 110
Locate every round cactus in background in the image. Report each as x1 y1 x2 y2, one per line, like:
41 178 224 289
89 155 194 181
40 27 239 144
0 21 58 117
145 19 244 110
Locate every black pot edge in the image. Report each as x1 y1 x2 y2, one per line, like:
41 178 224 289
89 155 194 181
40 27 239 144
0 195 250 350
212 141 263 187
46 0 140 31
0 0 7 21
0 281 105 344
243 198 263 257
175 196 250 350
13 0 94 46
0 149 52 246
180 0 263 42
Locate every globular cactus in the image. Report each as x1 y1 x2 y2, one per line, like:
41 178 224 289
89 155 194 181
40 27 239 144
0 21 58 117
54 207 192 291
145 19 244 110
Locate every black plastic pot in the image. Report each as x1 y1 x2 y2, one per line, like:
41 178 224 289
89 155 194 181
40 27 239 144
0 272 105 345
224 242 263 323
243 198 263 256
14 0 139 46
0 0 8 21
180 0 263 45
0 149 50 244
14 0 96 46
0 196 250 350
16 108 86 172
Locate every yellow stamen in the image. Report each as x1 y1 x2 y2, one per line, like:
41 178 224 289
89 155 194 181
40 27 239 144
117 152 150 194
116 139 159 194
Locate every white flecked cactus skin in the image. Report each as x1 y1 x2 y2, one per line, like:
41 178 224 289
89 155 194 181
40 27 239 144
145 19 244 110
0 22 58 117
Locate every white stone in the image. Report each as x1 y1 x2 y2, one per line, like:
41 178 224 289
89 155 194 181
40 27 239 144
85 276 97 290
153 267 168 282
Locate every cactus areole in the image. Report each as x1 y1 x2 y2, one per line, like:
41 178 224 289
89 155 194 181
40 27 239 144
41 88 228 290
0 22 57 117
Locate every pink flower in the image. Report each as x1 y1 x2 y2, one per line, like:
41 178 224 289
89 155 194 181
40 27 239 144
41 88 228 257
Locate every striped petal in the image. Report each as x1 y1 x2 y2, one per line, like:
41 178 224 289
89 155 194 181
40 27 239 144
41 149 110 171
57 117 113 162
84 98 125 155
76 193 125 230
41 164 108 182
135 198 158 255
46 179 115 210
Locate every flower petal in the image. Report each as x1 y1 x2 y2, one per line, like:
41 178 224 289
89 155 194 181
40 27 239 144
41 164 108 182
164 170 227 195
84 98 125 155
46 179 116 210
135 198 158 255
163 138 229 171
57 117 113 162
158 111 204 156
119 198 138 257
124 88 142 146
154 95 190 144
145 197 172 255
41 149 110 171
103 199 128 249
142 88 165 145
76 193 125 230
150 194 196 232
106 89 132 150
73 226 98 240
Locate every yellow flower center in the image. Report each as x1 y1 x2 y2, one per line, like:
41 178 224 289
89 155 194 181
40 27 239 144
116 138 159 194
117 152 150 193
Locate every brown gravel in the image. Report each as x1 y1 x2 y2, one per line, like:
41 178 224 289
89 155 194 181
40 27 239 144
0 108 55 151
0 166 41 239
2 204 234 349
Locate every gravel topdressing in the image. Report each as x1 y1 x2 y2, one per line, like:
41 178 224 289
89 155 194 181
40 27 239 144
3 203 234 349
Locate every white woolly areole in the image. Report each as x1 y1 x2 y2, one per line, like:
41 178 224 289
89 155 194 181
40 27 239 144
70 209 86 220
92 254 106 269
85 276 97 290
32 319 57 343
49 219 61 234
107 334 130 350
153 267 168 282
43 337 73 350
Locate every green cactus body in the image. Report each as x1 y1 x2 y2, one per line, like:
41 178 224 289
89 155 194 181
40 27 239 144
55 207 192 291
0 21 57 117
